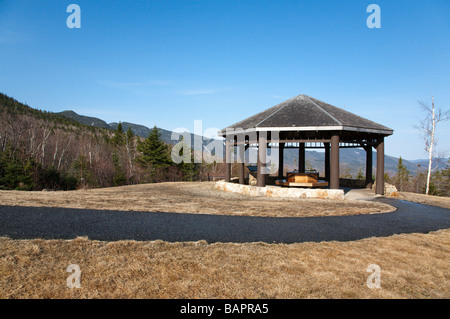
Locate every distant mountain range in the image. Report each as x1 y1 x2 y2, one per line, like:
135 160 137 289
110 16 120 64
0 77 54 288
57 110 213 147
58 110 447 177
282 148 446 177
57 110 111 129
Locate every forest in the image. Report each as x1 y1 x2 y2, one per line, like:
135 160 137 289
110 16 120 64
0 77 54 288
0 93 215 191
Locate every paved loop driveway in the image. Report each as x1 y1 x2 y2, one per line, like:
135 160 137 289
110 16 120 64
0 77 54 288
0 198 449 243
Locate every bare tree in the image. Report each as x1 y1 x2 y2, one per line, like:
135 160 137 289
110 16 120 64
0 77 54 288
0 112 10 153
5 113 27 159
417 96 449 195
125 127 136 179
40 121 53 166
53 133 74 171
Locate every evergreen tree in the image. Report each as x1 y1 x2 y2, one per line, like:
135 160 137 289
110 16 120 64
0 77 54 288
428 159 450 196
0 151 35 190
112 152 127 186
126 126 134 146
442 160 450 196
395 156 410 191
112 122 125 147
73 155 93 188
356 167 364 180
174 136 197 181
136 126 172 181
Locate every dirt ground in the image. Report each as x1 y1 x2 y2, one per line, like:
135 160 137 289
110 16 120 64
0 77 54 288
0 182 396 217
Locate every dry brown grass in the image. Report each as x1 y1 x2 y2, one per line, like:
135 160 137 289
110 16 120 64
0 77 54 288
0 229 449 299
0 182 395 217
399 192 450 209
0 182 448 299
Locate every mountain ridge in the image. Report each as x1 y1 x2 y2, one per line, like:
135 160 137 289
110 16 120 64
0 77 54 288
57 110 215 147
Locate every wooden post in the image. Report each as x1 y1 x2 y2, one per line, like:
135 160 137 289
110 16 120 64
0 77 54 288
330 134 340 189
298 143 305 173
238 163 245 184
365 145 373 189
324 142 330 182
257 134 267 187
237 138 246 185
376 137 385 195
225 137 231 182
278 143 284 179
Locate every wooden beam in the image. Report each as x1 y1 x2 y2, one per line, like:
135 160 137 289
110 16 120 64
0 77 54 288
298 143 305 173
324 142 330 182
232 139 332 146
239 163 245 185
330 134 340 189
278 143 284 179
365 145 373 189
275 139 332 144
257 134 267 187
237 139 246 185
225 138 231 182
376 137 385 195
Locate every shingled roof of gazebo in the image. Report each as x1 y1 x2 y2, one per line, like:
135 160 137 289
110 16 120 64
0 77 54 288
220 94 393 136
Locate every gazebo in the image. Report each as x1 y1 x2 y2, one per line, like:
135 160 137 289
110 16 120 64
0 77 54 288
218 94 393 195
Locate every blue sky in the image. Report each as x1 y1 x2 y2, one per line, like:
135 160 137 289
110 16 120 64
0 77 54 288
0 0 449 160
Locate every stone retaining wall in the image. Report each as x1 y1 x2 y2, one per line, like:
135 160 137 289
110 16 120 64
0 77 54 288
214 181 345 200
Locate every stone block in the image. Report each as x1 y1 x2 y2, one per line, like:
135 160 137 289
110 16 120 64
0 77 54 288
215 181 345 200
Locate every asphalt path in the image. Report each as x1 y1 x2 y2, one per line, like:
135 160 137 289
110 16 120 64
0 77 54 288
0 198 449 243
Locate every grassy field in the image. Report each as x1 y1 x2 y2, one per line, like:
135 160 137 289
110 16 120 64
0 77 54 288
0 182 448 299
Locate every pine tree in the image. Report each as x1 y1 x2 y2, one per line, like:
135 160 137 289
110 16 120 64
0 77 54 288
356 167 364 180
126 126 134 146
112 152 127 186
395 156 410 191
112 122 125 147
136 126 172 181
0 151 35 190
428 159 450 196
175 136 197 181
73 155 93 188
442 160 450 196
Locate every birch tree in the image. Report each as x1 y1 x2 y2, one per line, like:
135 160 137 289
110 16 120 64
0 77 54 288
417 96 449 195
125 126 136 178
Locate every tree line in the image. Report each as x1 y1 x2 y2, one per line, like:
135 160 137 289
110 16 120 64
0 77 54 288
339 156 449 196
0 93 214 191
387 156 449 196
